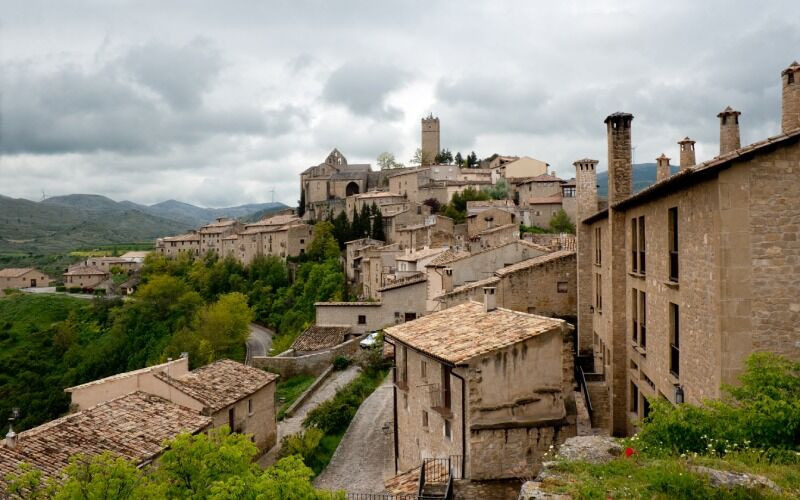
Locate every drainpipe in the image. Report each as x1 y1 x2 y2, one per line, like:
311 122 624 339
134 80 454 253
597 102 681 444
450 368 467 479
384 337 399 475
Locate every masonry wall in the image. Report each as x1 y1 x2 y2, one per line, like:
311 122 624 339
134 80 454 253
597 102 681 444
252 337 362 377
526 202 564 228
315 303 385 334
496 253 577 318
467 208 515 237
0 270 51 290
211 382 277 452
394 346 464 474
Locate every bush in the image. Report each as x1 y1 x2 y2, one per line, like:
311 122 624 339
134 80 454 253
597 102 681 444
636 353 800 461
67 287 81 293
303 369 386 434
332 356 350 371
55 286 67 292
93 289 106 296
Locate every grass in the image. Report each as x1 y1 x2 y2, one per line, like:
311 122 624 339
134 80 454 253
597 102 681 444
275 374 316 420
539 453 798 499
269 332 297 355
0 293 88 336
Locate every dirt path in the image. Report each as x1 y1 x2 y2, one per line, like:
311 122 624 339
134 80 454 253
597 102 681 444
258 365 361 468
313 376 394 494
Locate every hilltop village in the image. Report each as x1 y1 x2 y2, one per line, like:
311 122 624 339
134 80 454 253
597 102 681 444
1 61 800 499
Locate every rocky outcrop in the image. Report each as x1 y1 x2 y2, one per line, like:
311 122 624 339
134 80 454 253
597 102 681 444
555 435 621 464
690 466 782 494
518 481 572 500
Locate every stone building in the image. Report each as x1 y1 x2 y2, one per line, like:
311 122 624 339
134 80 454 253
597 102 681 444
63 265 109 289
0 267 51 291
385 298 576 480
490 155 549 182
65 357 279 452
156 232 201 258
0 391 211 490
575 61 800 437
421 114 440 165
198 218 243 254
466 207 516 237
395 215 455 250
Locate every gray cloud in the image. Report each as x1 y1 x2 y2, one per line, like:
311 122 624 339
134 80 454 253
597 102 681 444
322 61 409 119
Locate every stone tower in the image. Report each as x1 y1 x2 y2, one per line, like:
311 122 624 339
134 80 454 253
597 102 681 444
421 114 440 166
717 106 741 155
782 61 800 134
604 112 634 204
678 137 696 169
656 154 671 182
573 158 599 218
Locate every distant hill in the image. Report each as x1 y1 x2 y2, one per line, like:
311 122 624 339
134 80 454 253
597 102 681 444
0 194 287 255
597 163 680 198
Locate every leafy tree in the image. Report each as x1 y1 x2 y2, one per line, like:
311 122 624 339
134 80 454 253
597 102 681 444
467 151 479 168
376 152 403 170
307 221 341 262
483 177 509 200
57 452 162 499
331 211 350 249
548 209 576 234
434 148 453 164
422 198 441 213
298 189 305 218
371 206 385 241
454 152 464 166
451 187 489 213
410 148 434 166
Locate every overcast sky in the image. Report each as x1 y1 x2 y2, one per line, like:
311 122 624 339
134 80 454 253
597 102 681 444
1 1 798 208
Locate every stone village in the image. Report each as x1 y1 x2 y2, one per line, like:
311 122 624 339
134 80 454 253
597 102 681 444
2 61 800 499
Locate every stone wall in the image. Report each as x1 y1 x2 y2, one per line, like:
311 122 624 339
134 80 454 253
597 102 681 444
251 336 363 377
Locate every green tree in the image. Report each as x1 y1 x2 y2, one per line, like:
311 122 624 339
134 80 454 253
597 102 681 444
548 209 576 234
376 152 403 170
467 151 479 167
410 148 434 166
298 189 305 218
307 221 341 262
435 148 453 164
454 152 464 166
55 452 162 500
483 177 509 200
371 206 386 241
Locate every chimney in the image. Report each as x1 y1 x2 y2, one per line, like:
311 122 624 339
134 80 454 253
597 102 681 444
604 112 634 204
573 158 599 219
782 61 800 134
442 267 453 293
677 137 696 169
483 286 497 312
656 154 671 182
717 106 741 155
5 410 18 449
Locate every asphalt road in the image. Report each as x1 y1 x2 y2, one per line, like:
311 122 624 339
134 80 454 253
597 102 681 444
246 323 273 363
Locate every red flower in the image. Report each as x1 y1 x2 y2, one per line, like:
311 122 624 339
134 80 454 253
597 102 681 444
625 447 636 457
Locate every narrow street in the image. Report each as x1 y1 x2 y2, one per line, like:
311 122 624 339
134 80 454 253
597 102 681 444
246 323 273 364
257 365 361 468
314 376 394 494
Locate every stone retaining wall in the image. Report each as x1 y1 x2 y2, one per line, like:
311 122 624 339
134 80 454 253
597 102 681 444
252 336 363 377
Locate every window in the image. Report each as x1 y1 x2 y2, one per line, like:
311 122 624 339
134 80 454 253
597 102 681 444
557 281 568 293
404 312 417 321
668 207 679 282
421 360 427 379
248 398 253 415
441 365 452 410
228 407 235 431
300 239 305 244
631 289 638 342
358 315 367 325
643 396 651 419
638 216 646 274
562 186 576 197
631 382 639 415
595 273 603 312
669 303 680 377
594 227 602 265
444 419 451 439
640 291 647 348
403 393 408 410
422 410 429 427
631 218 638 272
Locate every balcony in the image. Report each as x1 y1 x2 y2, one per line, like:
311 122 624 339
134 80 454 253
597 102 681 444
428 384 452 417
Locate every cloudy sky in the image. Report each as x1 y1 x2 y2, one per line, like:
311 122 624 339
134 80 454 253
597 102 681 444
1 1 798 208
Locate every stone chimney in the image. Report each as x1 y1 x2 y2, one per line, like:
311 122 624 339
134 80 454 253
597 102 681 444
5 422 17 449
717 106 741 155
782 61 800 134
604 112 634 204
677 137 696 169
573 158 599 218
442 267 453 293
483 286 497 312
656 154 671 182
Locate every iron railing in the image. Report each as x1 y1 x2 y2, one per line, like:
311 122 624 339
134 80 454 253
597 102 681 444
346 495 418 500
575 365 593 420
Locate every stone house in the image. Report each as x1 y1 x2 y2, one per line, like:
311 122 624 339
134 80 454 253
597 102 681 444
491 155 549 182
395 215 455 250
523 195 565 228
575 61 800 437
291 325 353 356
513 173 566 206
345 238 385 281
395 247 449 278
382 207 429 245
424 240 549 311
65 357 279 452
388 167 430 203
300 149 381 221
466 207 516 237
417 180 493 206
0 391 211 490
63 265 109 288
435 250 577 319
156 232 201 258
385 297 576 481
199 218 243 254
84 256 140 273
345 191 408 216
466 223 520 252
0 268 51 291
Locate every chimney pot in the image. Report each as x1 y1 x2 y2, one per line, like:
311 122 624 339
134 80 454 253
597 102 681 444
5 419 17 449
717 107 742 155
483 287 497 312
677 137 696 169
656 154 671 182
782 61 800 134
604 112 634 204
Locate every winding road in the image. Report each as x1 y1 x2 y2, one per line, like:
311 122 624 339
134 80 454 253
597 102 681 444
246 323 273 364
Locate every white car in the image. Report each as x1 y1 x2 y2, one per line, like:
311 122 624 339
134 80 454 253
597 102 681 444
360 332 380 349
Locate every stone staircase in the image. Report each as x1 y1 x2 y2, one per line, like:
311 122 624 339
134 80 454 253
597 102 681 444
586 381 611 435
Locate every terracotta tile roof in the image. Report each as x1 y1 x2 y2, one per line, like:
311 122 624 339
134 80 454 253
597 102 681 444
513 173 565 184
443 276 501 296
222 234 239 240
495 249 576 275
396 247 448 262
154 360 278 413
385 301 565 365
162 233 200 242
119 251 151 259
246 214 302 227
356 191 403 199
378 274 427 292
291 325 352 351
428 240 549 267
426 248 471 266
475 223 518 236
63 265 108 276
526 194 563 205
0 268 36 278
315 301 383 306
0 392 211 487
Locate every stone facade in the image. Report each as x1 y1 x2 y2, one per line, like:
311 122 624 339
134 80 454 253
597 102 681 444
656 154 671 182
782 61 800 134
466 207 515 237
0 268 51 291
678 137 696 169
421 115 440 165
718 107 742 155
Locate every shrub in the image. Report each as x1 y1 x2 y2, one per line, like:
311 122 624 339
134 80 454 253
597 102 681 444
303 369 385 434
68 287 82 293
332 356 350 371
93 289 106 296
55 285 67 292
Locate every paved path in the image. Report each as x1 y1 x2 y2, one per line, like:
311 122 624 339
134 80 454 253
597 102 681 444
314 375 394 494
246 323 273 364
258 365 361 468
